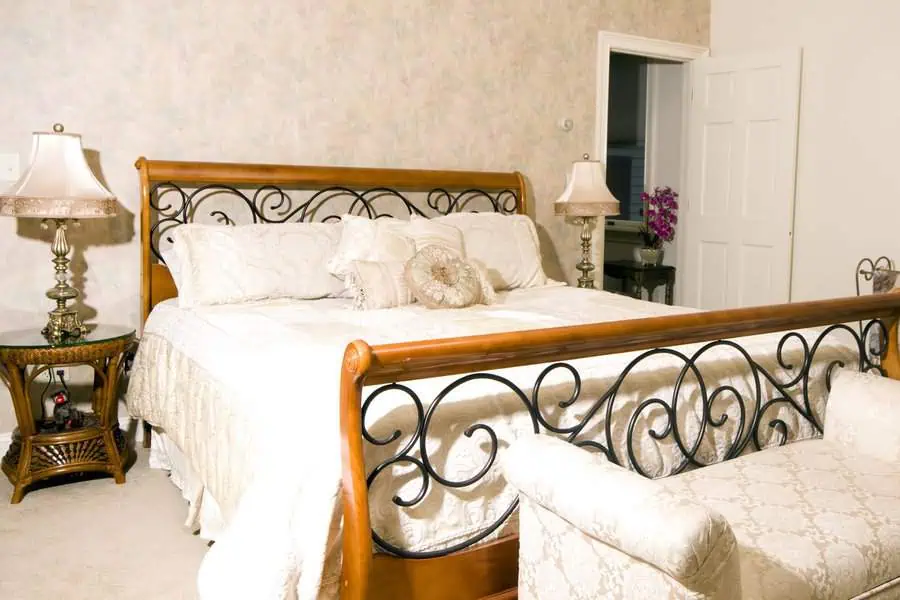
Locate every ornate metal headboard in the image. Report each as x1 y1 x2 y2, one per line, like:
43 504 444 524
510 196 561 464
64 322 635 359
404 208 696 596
135 158 528 323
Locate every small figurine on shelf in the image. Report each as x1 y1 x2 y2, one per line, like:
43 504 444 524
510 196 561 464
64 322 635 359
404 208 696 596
51 389 83 432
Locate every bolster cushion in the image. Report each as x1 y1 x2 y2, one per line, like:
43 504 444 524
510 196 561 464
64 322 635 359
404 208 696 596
825 369 900 461
504 435 739 590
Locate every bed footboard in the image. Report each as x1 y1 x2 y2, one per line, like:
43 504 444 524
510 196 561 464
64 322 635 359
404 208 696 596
339 292 900 600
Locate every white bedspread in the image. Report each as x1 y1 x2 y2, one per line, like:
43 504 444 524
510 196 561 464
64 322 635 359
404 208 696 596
125 286 855 599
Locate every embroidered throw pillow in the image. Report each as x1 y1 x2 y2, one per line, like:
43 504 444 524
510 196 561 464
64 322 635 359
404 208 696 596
345 260 413 310
405 245 495 309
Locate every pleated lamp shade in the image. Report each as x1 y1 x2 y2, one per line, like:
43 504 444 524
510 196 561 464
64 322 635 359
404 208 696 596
553 156 620 218
0 124 116 219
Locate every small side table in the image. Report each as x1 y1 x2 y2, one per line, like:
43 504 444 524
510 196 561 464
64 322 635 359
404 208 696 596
0 325 136 503
603 260 676 305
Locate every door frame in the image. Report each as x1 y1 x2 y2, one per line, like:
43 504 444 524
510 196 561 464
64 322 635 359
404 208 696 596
594 31 708 303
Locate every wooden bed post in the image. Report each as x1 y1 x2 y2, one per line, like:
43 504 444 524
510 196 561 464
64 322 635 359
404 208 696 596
135 157 153 329
882 292 900 380
340 341 375 600
885 324 900 380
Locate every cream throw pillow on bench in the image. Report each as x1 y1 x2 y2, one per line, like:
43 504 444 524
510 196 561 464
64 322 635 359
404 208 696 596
170 222 345 307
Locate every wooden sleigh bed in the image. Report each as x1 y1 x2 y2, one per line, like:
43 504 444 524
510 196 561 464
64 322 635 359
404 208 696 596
134 157 900 600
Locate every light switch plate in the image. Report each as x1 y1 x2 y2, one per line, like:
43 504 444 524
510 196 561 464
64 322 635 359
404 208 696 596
0 153 20 182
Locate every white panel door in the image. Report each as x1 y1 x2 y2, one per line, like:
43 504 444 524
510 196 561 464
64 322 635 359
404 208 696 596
679 50 801 309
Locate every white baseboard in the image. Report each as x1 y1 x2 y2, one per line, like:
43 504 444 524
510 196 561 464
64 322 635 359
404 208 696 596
0 417 146 460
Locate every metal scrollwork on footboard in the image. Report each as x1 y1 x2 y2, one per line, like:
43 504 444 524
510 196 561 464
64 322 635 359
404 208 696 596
363 319 888 558
148 182 520 261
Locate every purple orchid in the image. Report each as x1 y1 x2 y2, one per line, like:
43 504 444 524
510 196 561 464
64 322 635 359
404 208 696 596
639 186 679 249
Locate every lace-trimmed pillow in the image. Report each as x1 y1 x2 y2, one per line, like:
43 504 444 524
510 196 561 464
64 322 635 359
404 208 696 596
405 245 496 309
345 260 413 310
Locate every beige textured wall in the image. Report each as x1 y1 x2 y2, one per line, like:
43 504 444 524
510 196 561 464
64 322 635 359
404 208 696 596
711 0 899 302
0 1 708 435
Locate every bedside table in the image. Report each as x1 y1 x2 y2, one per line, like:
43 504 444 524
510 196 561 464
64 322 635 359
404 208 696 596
603 260 676 305
0 325 136 503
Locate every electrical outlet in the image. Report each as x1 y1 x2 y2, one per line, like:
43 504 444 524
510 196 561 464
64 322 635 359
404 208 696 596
0 153 19 183
55 366 70 386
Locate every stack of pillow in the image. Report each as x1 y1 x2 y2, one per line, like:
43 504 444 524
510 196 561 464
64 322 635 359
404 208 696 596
162 212 550 310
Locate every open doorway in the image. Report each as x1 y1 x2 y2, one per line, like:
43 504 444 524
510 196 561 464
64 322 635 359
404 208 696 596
604 53 685 230
593 32 707 303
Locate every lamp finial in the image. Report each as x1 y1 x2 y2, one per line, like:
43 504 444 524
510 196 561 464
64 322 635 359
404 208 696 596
52 123 64 133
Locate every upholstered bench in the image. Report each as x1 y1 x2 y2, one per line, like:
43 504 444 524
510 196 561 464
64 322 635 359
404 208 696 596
504 370 900 600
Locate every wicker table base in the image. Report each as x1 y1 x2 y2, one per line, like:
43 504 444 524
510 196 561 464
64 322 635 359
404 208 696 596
1 415 128 500
0 326 136 503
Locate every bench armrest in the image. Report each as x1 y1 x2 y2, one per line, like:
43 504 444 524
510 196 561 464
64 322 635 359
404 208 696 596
825 369 900 461
504 435 739 593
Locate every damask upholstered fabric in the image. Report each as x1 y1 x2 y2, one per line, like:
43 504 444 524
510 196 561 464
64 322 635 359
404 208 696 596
519 499 742 600
404 245 492 308
170 223 345 306
824 369 900 462
506 435 741 599
662 440 900 599
507 434 900 600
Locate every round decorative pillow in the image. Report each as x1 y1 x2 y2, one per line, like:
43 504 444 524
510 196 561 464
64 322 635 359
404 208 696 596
404 245 482 309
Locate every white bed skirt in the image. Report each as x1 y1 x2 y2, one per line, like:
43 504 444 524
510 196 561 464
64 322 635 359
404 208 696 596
149 428 227 541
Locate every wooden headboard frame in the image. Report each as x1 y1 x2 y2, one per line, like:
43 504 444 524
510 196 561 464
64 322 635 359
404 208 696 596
136 157 528 325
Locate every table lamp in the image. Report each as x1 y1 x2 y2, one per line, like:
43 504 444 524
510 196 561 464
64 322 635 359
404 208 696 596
554 154 620 289
0 124 116 342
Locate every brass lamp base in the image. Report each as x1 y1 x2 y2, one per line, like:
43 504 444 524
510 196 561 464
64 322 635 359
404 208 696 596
41 219 87 343
42 308 88 344
576 216 597 289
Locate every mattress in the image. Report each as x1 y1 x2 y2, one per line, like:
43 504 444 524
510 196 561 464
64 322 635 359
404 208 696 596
125 285 856 600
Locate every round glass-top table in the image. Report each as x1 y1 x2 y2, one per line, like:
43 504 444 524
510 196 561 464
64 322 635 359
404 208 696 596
0 325 135 350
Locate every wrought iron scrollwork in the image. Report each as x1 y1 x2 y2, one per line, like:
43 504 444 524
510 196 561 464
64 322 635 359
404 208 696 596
149 182 520 261
363 320 887 558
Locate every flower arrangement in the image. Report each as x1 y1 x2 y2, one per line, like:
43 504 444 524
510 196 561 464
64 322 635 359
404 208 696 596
639 186 679 250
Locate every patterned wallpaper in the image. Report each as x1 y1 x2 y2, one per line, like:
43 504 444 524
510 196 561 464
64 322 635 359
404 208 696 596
0 2 708 430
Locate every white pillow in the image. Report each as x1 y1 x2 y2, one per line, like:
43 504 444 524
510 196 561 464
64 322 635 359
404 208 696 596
171 222 344 307
160 246 182 290
824 369 900 462
327 215 415 278
432 213 548 290
407 216 466 257
345 260 413 310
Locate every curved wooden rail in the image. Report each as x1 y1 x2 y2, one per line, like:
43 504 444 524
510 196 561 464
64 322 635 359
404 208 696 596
339 291 900 600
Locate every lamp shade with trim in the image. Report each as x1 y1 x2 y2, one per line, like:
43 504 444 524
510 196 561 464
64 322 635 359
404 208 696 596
553 156 620 218
0 124 116 219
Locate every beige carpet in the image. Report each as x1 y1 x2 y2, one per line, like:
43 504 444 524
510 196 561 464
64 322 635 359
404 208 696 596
0 448 207 600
